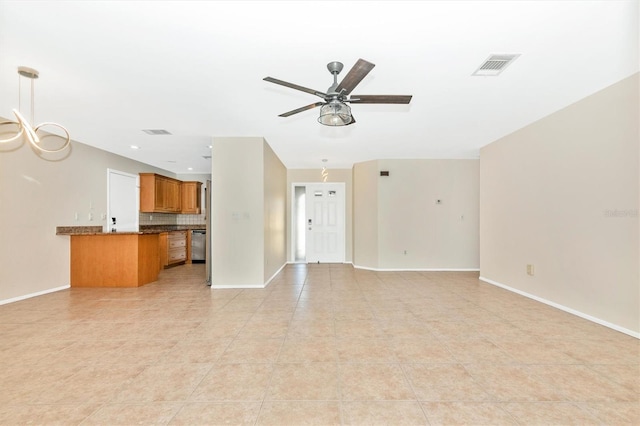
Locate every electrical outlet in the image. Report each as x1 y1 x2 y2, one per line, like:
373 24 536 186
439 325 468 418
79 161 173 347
100 213 106 220
88 212 93 221
526 264 535 276
74 212 79 221
149 215 153 221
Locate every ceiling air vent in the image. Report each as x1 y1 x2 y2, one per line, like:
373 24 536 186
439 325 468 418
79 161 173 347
472 54 520 76
142 129 172 135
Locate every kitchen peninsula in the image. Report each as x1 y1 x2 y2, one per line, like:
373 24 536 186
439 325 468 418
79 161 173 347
56 225 205 288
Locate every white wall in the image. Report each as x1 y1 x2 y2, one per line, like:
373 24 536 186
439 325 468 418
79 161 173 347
211 137 264 287
352 161 379 267
0 137 175 302
210 137 286 288
263 141 287 282
480 73 639 335
353 159 479 270
377 159 479 270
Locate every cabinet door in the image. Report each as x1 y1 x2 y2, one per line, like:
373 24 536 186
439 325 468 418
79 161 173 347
166 231 187 265
159 232 168 268
154 176 167 211
139 173 158 213
181 182 202 214
165 179 181 212
139 173 183 214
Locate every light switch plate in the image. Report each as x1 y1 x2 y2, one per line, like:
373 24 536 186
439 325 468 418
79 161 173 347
527 264 535 276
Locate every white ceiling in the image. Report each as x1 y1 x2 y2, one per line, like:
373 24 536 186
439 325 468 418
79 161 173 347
0 1 637 174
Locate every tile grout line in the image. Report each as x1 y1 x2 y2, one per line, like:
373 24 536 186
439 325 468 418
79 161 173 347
253 265 309 425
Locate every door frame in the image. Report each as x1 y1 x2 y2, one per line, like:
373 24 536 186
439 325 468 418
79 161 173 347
290 182 346 263
106 169 140 233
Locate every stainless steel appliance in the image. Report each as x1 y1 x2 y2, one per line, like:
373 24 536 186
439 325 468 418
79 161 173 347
191 229 206 262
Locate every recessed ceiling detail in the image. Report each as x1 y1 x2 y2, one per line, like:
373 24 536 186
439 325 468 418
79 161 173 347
472 54 521 76
142 129 172 135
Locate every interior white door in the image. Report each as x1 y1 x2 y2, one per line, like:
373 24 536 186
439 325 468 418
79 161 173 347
305 183 345 263
106 169 139 232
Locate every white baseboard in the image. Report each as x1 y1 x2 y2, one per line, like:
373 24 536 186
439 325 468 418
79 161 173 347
264 263 287 287
353 263 480 272
210 283 266 289
287 261 479 272
0 285 70 306
479 276 640 340
210 262 287 290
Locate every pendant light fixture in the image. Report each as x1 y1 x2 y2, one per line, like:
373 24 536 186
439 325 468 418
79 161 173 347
0 66 71 154
321 159 329 182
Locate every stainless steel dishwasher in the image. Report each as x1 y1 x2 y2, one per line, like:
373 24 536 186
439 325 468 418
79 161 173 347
191 230 206 262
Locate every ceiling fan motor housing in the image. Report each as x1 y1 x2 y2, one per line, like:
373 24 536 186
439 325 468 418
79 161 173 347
327 61 344 75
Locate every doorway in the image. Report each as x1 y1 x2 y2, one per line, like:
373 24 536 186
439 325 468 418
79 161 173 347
106 169 139 233
292 182 346 263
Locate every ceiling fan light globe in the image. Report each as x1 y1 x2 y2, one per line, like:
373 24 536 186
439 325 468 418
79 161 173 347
318 101 353 126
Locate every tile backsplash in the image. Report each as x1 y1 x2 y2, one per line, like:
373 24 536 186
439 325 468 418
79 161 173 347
139 212 206 226
177 213 206 225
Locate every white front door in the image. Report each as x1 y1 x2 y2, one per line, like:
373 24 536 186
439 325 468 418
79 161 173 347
305 183 345 263
106 169 139 233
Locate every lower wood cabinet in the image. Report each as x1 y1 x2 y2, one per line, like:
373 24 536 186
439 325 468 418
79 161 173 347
68 230 196 287
159 231 188 268
70 234 160 288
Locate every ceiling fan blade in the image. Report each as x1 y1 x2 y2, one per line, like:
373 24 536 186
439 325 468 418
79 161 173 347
264 77 327 98
278 102 325 117
335 59 375 95
349 95 412 104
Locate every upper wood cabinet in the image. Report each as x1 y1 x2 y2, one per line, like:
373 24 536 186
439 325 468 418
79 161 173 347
164 178 181 212
140 173 182 213
181 181 202 214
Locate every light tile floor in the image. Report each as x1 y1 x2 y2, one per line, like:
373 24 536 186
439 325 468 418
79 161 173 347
1 263 638 425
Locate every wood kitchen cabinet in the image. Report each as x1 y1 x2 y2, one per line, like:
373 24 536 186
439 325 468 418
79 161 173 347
140 173 182 213
159 231 187 267
70 233 160 288
181 181 202 214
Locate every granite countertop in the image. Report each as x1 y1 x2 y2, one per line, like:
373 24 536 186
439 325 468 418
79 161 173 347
56 224 206 236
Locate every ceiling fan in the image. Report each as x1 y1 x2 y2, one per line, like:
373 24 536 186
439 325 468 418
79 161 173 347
263 58 412 126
